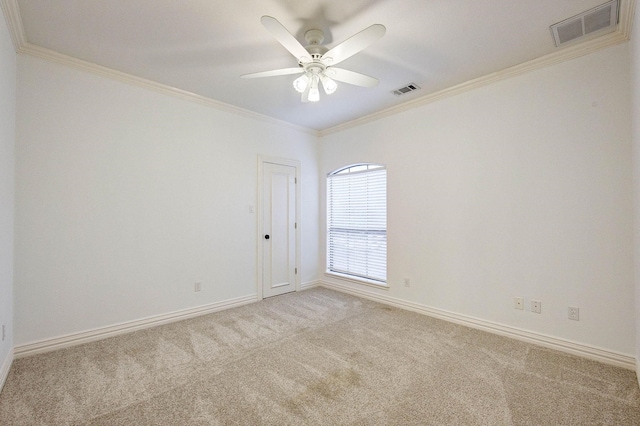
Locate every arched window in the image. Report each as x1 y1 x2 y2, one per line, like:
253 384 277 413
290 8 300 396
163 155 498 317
326 164 387 284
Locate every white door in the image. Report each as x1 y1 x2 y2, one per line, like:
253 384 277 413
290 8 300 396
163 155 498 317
262 162 297 298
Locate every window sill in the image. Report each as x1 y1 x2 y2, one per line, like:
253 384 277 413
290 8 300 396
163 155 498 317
324 271 389 290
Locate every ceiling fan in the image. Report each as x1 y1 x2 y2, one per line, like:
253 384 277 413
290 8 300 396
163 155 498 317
241 16 386 103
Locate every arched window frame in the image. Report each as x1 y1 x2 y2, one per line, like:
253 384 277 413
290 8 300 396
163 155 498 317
326 163 387 286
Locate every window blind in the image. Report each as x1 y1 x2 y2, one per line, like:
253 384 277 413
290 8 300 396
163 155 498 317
327 166 386 283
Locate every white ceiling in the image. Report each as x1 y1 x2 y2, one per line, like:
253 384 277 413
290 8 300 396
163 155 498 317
7 0 632 131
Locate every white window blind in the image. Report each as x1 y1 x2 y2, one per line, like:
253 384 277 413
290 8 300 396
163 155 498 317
327 165 386 283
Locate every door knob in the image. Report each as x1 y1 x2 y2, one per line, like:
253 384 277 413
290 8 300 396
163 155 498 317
264 234 270 240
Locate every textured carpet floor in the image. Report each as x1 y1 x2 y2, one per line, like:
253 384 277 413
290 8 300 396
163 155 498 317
1 287 639 425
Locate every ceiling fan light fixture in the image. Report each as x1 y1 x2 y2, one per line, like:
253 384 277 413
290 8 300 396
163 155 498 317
308 75 320 102
320 74 338 95
244 16 386 103
293 73 310 93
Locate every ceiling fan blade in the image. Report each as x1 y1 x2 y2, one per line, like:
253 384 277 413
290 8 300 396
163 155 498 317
322 24 386 65
327 68 379 87
241 68 304 79
261 16 310 63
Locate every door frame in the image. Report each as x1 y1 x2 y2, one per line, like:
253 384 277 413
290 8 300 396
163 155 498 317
257 155 301 301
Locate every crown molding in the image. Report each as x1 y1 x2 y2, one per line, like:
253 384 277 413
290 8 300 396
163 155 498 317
0 0 25 51
20 43 319 136
320 0 637 136
0 0 318 137
2 0 636 137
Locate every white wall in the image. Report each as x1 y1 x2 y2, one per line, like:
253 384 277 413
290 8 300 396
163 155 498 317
631 20 640 380
0 10 15 377
321 44 634 355
14 55 319 345
10 35 635 360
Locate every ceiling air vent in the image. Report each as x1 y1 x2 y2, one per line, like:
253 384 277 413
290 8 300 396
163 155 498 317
550 0 618 47
393 83 421 96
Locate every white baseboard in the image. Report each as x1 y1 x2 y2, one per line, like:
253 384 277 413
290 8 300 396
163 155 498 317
11 281 636 371
320 281 636 371
14 294 258 359
0 348 13 393
300 280 322 291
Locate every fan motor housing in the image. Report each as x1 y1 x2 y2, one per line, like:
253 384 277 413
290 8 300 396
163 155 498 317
304 29 324 45
299 45 329 68
305 45 328 57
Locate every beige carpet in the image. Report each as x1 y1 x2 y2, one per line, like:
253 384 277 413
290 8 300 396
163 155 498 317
1 287 639 425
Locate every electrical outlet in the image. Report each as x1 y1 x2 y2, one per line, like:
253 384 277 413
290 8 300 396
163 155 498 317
194 282 202 292
568 306 580 321
514 297 524 310
403 278 411 287
531 300 541 314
